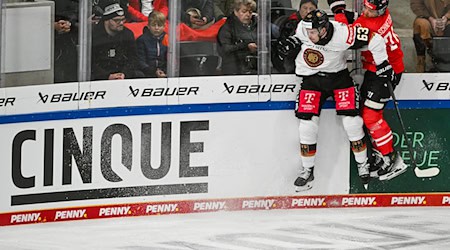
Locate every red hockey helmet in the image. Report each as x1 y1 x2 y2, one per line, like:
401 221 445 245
364 0 389 15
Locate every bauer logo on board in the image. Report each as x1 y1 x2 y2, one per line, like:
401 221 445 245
38 91 106 103
222 82 296 94
128 86 199 97
0 97 15 107
421 80 450 91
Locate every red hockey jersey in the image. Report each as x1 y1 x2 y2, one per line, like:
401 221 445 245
336 9 404 73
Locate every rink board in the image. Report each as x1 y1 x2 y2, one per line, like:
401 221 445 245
0 73 449 226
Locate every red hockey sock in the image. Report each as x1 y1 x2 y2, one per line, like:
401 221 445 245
362 107 394 155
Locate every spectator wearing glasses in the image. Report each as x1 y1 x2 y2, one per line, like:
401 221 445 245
92 2 144 80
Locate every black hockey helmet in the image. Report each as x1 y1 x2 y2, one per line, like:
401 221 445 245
364 0 389 15
302 9 330 32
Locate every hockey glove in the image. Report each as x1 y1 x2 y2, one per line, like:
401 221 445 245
376 60 395 82
277 36 302 60
327 0 346 14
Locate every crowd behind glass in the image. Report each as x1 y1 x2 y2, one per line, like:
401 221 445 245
3 0 450 86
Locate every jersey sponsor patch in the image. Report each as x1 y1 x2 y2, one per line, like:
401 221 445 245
303 49 324 67
298 90 321 114
334 87 356 111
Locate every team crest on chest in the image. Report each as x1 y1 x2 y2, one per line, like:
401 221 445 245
303 48 324 67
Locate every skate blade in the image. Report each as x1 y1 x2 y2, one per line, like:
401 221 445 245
379 162 407 181
295 183 313 192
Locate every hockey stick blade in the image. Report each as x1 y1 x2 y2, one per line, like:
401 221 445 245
414 166 440 178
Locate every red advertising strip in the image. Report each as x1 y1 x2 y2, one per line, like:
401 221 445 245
2 193 450 226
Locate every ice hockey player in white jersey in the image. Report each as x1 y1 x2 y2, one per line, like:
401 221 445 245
278 9 394 191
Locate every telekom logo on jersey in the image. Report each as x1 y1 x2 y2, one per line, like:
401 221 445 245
338 90 349 101
299 90 320 114
304 93 316 103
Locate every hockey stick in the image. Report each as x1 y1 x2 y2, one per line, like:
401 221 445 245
386 80 440 178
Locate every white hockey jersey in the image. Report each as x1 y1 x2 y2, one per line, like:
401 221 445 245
293 20 388 76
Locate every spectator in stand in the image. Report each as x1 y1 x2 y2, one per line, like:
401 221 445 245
136 11 168 78
128 0 168 22
141 0 154 17
53 0 79 83
411 0 450 72
128 0 150 22
214 0 234 20
182 0 215 30
91 1 144 80
217 0 257 75
271 0 317 73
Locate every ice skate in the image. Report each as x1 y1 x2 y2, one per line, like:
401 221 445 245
294 167 314 192
357 160 370 189
369 149 384 178
378 151 408 181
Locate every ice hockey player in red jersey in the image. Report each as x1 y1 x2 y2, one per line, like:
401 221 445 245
278 9 393 191
328 0 407 181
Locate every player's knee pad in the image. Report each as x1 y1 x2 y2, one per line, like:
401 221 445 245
299 116 319 144
342 115 364 142
361 107 383 130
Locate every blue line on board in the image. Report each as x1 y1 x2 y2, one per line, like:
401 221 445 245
0 100 448 125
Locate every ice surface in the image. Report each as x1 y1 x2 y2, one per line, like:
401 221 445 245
1 207 449 249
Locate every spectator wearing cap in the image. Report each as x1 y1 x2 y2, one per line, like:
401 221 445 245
271 0 317 73
91 2 144 80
